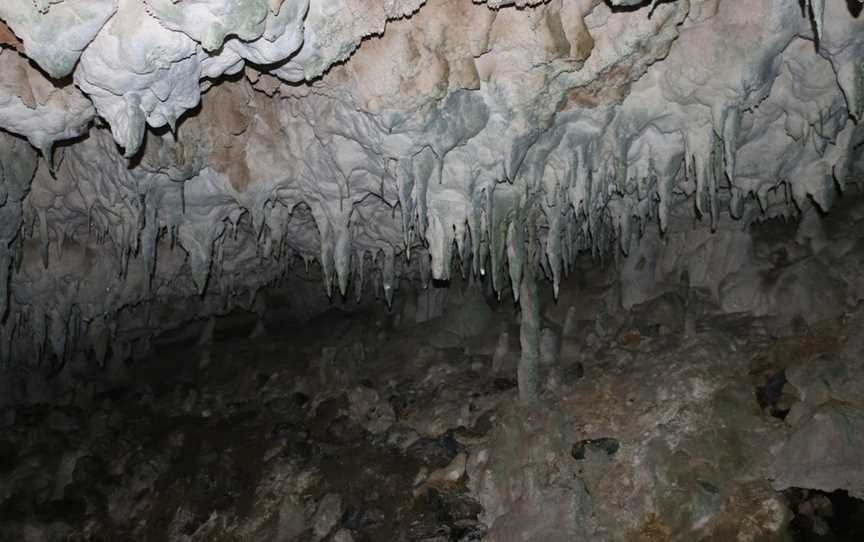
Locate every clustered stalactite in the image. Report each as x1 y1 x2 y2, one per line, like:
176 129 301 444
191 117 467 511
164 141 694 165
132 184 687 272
0 0 861 395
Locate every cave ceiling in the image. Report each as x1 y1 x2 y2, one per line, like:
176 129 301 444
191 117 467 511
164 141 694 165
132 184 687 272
0 0 862 362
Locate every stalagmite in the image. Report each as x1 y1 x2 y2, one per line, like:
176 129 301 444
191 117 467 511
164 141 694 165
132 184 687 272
562 306 579 338
492 330 509 374
382 247 397 308
517 215 540 403
539 327 560 367
680 270 696 340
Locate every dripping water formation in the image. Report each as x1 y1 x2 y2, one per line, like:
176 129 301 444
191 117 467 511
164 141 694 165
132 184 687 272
1 0 864 540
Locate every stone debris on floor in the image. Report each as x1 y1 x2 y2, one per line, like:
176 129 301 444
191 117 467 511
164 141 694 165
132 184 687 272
3 205 864 541
0 288 862 541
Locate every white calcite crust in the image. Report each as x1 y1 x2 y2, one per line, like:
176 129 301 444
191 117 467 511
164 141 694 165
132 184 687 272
0 0 862 362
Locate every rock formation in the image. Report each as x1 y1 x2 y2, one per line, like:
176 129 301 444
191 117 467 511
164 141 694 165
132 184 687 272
0 0 862 384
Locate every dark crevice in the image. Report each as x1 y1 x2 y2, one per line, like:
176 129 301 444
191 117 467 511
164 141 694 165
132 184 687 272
604 0 653 14
756 369 790 420
786 488 864 540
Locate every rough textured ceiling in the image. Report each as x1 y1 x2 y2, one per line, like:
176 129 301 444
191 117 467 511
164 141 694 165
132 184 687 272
0 0 862 363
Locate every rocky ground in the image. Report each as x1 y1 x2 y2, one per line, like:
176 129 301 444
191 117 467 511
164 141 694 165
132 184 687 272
3 203 864 541
2 270 864 541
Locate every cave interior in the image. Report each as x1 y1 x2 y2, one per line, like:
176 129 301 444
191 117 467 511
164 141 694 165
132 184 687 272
1 0 864 540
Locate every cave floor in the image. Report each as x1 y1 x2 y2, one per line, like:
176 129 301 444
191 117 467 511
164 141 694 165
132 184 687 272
1 291 863 541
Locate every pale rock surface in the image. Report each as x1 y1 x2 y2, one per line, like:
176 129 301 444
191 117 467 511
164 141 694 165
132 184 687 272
0 50 94 156
773 402 864 500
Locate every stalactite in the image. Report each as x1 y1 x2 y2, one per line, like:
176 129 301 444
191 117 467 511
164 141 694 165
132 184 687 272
382 246 396 308
0 318 11 368
179 222 222 295
456 219 470 280
310 204 336 297
415 149 437 242
0 248 10 320
396 158 416 252
48 307 66 363
14 234 23 274
722 106 741 185
468 198 483 277
808 0 825 43
67 304 81 365
38 207 49 269
419 248 431 288
0 0 858 372
425 212 453 281
544 201 563 299
89 316 110 367
353 249 366 302
506 218 524 303
334 222 352 297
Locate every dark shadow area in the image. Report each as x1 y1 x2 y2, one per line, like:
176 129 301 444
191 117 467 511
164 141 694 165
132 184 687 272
756 369 790 420
786 488 864 540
